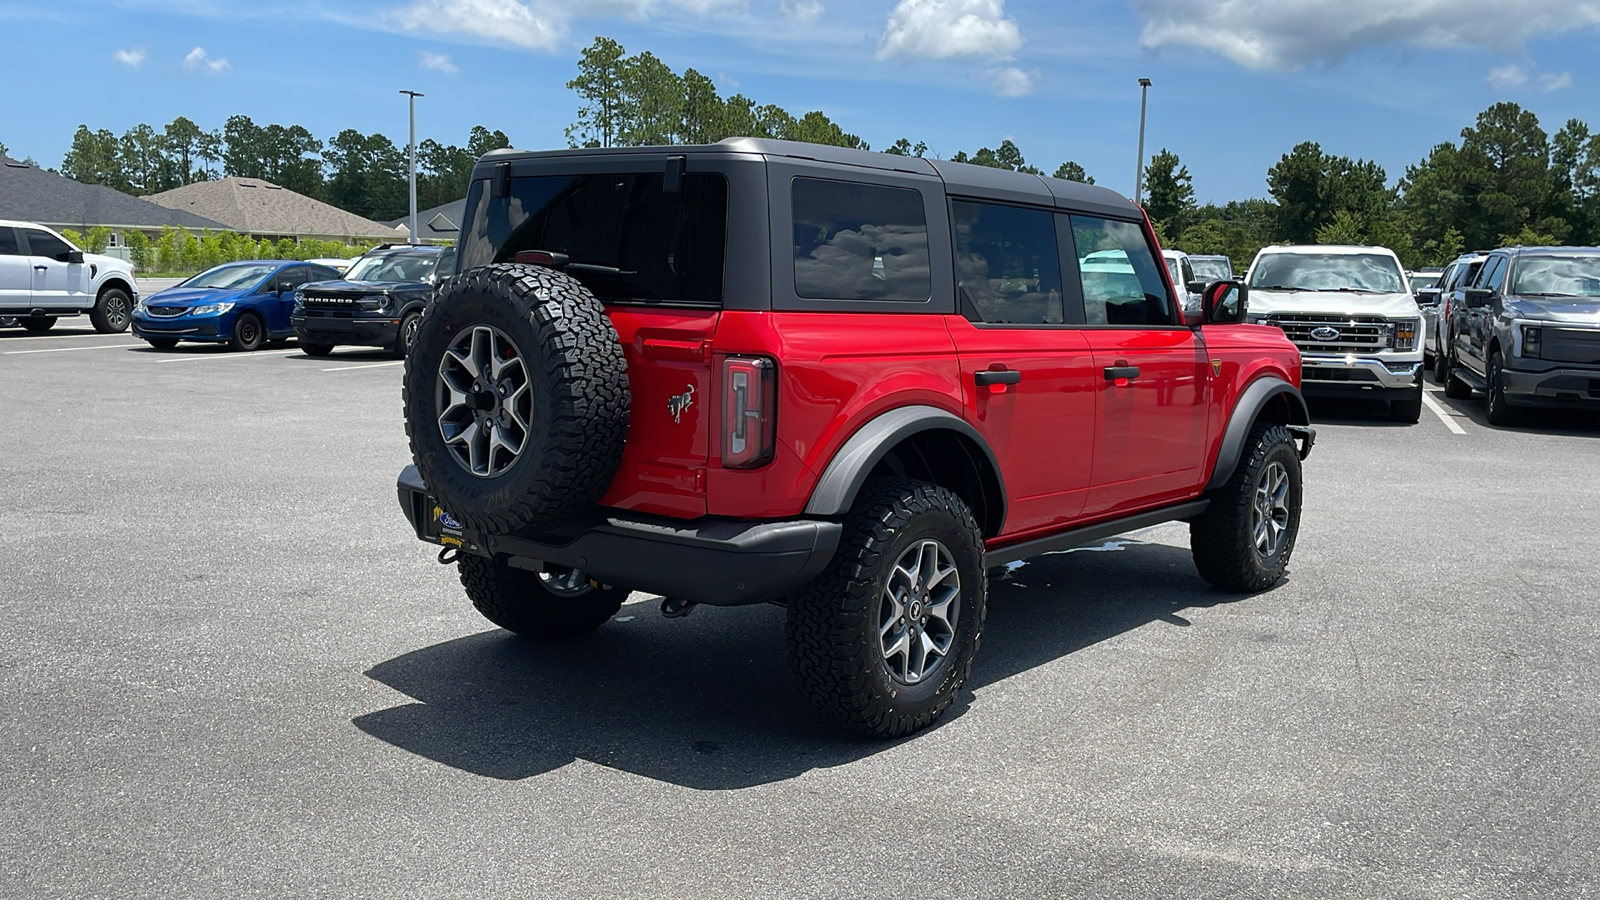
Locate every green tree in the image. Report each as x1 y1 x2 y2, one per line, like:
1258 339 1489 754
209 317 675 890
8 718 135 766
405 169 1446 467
125 230 153 270
466 125 510 158
618 50 682 146
1143 148 1195 231
0 139 8 157
222 115 267 178
84 226 112 253
118 123 165 195
161 116 206 186
61 125 126 189
566 37 628 148
260 124 323 194
1315 209 1366 245
1457 102 1560 247
1053 161 1093 184
884 138 928 157
679 69 724 144
324 129 406 221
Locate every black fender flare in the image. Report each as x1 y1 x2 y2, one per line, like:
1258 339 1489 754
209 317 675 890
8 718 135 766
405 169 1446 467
803 405 1006 526
1204 376 1312 492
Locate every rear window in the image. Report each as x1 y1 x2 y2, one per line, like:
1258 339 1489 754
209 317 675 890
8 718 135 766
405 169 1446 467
792 177 930 302
458 172 728 306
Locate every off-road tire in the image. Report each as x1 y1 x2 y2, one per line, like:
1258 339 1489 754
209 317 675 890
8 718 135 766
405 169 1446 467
1190 422 1302 592
21 316 55 333
1389 383 1423 423
785 478 987 738
90 286 132 333
301 342 335 357
458 554 627 640
404 264 629 535
145 337 180 350
229 312 265 352
392 310 421 358
1485 350 1521 426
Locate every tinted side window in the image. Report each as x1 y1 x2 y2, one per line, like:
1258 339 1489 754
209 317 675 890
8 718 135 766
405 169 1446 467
1483 257 1508 292
461 172 728 305
0 228 20 256
1437 263 1459 291
1069 216 1171 325
793 177 930 302
952 200 1063 325
23 229 73 260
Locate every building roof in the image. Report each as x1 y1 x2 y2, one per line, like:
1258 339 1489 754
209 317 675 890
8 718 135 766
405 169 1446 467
0 156 227 231
144 176 408 241
386 198 466 241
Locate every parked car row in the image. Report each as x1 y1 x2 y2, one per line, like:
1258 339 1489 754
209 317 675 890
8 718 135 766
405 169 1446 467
0 219 138 334
128 243 453 357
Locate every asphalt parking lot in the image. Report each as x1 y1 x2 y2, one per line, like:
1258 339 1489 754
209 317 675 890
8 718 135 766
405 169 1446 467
3 323 1598 899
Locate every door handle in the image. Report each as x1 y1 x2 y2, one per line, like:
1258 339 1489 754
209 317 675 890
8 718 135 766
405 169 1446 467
1104 365 1140 381
974 369 1022 386
34 265 48 271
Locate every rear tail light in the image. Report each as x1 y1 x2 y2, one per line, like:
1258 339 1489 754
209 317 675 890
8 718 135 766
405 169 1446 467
722 356 776 469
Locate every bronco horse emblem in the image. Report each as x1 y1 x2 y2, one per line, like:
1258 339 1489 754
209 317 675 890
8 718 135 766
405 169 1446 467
667 385 696 424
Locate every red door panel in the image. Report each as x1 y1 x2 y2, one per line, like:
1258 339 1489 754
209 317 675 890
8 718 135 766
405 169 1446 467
947 318 1097 536
1080 328 1209 516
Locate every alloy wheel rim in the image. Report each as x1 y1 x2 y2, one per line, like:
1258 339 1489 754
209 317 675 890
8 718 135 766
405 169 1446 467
435 324 533 478
879 539 960 685
108 297 128 329
539 568 594 598
1252 461 1291 558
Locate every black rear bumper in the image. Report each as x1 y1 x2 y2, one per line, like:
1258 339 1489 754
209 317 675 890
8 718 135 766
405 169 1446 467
397 466 841 606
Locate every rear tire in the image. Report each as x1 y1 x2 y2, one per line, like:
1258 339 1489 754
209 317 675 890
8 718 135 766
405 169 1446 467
301 342 334 357
145 337 180 350
458 554 627 640
229 312 265 352
1190 422 1302 592
21 316 55 333
785 478 987 738
90 287 132 333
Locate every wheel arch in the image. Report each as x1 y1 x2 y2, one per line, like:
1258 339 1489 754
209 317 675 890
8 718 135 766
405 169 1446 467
1204 376 1310 493
803 405 1007 537
96 276 134 299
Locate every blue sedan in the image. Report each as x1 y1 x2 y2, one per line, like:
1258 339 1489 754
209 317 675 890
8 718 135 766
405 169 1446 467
132 260 341 351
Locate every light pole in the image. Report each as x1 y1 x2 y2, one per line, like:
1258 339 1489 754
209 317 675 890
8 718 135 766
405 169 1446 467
400 89 425 243
1134 77 1152 206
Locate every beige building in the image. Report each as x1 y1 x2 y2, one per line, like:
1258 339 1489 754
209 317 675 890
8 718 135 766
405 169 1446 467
145 177 407 244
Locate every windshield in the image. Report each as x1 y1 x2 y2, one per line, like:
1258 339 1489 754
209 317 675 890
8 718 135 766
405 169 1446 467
1410 272 1442 290
1190 257 1232 281
1510 256 1600 298
1164 258 1181 285
1250 252 1405 293
180 263 277 290
345 254 438 284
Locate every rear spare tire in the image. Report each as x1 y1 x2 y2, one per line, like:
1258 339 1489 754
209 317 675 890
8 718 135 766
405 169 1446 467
403 264 629 535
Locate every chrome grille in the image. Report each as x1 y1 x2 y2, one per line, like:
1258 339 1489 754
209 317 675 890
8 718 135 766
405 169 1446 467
145 306 188 318
1264 314 1390 354
1542 327 1600 365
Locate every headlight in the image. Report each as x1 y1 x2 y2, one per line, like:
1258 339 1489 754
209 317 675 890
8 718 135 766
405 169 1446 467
357 293 390 312
134 298 147 313
1521 325 1542 358
1390 319 1419 351
189 302 235 316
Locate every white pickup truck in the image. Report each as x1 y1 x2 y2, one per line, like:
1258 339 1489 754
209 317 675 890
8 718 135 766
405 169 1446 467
1244 244 1425 423
0 220 138 333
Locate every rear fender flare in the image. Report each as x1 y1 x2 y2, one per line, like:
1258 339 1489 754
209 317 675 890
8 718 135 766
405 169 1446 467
803 405 1006 528
1205 377 1311 492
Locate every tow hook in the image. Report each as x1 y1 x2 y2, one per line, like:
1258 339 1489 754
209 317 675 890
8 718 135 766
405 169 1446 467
1286 424 1317 461
437 546 460 565
660 597 697 619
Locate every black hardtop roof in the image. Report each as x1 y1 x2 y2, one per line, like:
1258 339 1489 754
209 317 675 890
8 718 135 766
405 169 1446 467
473 139 1138 219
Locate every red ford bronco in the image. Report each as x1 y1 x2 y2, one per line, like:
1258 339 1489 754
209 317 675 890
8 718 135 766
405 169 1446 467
397 139 1313 737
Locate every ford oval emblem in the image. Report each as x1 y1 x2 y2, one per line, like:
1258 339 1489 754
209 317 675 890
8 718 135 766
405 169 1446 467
438 511 462 530
1310 326 1341 341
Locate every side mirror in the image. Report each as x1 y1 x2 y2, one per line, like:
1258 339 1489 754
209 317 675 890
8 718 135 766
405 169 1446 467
1463 287 1493 308
1185 280 1207 295
63 250 85 264
1202 280 1248 324
1415 287 1441 306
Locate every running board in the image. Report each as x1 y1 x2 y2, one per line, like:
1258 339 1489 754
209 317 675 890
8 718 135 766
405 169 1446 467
1451 368 1488 392
983 500 1211 568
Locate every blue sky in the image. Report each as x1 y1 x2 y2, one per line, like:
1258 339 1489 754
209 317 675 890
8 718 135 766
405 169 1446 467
1 0 1597 203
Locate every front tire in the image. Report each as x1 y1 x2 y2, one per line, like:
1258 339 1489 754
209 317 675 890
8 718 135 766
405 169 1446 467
229 312 265 352
1190 422 1302 592
21 316 55 333
392 310 421 358
1389 383 1423 424
145 337 180 350
1485 350 1521 426
90 287 132 333
785 478 987 738
458 554 627 640
301 342 335 357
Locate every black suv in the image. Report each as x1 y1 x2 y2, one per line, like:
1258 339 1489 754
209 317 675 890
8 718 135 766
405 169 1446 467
292 244 452 357
1440 246 1600 423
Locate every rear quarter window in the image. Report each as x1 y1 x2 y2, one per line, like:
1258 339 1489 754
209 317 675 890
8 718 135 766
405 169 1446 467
792 177 931 302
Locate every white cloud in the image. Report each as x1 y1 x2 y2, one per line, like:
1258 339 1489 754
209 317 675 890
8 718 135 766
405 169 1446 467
111 47 147 70
1539 70 1573 90
1487 63 1530 89
183 46 230 74
391 0 566 51
419 50 460 73
878 0 1022 61
780 0 823 23
1136 0 1600 70
985 65 1035 96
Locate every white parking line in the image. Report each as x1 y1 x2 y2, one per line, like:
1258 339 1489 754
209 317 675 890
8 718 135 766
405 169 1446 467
1421 391 1467 434
322 361 405 372
0 331 138 341
155 352 299 364
2 344 139 355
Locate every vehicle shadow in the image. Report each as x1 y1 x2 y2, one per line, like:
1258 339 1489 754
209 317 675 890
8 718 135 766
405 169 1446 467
1424 382 1600 438
353 540 1254 790
284 348 397 362
1305 396 1415 427
0 326 104 340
